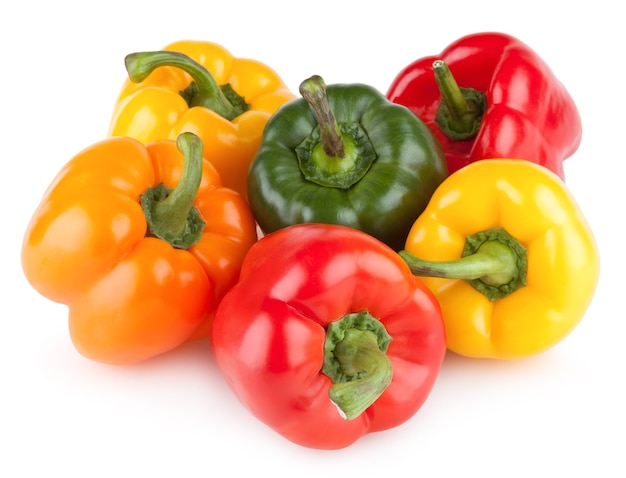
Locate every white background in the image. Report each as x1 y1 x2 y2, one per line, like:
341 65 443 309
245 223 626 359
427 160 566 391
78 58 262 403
2 1 624 476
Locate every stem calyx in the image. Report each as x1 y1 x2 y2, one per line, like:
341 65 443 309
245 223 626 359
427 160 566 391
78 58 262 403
140 132 206 249
433 60 486 141
125 50 249 121
322 310 393 420
399 227 528 301
296 75 376 189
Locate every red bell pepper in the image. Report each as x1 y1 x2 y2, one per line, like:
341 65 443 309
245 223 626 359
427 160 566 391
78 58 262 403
386 32 582 179
210 223 446 450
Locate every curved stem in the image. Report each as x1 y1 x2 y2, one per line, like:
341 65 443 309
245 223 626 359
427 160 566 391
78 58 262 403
432 60 486 140
124 50 242 120
399 228 528 301
322 310 393 420
399 241 515 282
140 132 206 249
299 75 344 158
329 329 393 420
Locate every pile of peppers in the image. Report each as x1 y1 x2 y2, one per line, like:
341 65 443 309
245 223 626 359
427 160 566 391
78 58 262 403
21 33 599 450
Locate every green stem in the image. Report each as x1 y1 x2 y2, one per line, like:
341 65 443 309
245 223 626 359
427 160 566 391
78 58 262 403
329 329 393 420
432 60 486 141
399 228 528 301
322 311 393 420
299 75 345 158
124 50 246 120
140 132 206 249
295 76 377 189
400 241 514 281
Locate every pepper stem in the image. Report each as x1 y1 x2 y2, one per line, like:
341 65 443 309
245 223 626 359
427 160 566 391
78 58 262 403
322 310 393 420
124 50 248 121
299 75 345 158
432 60 486 141
399 228 528 301
140 132 206 249
295 75 377 189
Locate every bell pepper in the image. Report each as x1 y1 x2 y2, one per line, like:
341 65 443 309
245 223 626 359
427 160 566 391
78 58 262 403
386 32 582 179
247 75 447 251
108 40 296 201
398 159 599 359
211 223 446 450
21 133 257 364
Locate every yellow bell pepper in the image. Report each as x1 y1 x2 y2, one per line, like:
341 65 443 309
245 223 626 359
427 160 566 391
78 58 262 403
399 159 599 359
108 40 296 201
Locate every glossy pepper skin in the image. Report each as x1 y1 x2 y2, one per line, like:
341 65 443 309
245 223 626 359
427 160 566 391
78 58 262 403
109 40 296 201
248 75 447 251
211 223 446 449
22 133 257 364
386 32 582 179
399 159 599 359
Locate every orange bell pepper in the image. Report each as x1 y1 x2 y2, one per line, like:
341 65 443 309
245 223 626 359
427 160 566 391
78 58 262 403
108 40 296 201
21 133 257 365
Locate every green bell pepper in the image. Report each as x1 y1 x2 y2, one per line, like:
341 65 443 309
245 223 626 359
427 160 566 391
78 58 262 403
247 75 447 251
